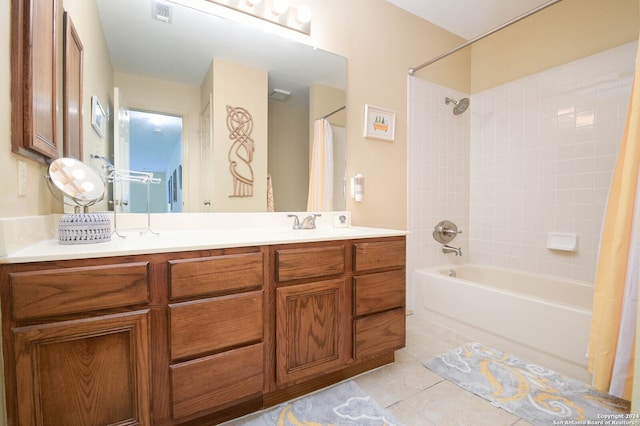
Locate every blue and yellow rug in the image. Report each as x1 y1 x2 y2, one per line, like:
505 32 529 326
236 381 401 426
424 342 630 425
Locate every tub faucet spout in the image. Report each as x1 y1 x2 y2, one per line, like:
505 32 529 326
442 244 462 256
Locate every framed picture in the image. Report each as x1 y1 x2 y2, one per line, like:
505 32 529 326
91 95 106 138
363 104 395 141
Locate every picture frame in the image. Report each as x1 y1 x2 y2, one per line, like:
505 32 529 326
91 95 106 138
363 104 395 141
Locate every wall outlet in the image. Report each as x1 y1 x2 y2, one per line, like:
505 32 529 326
17 160 27 197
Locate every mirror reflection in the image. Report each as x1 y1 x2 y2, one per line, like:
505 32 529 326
93 0 347 213
46 158 106 210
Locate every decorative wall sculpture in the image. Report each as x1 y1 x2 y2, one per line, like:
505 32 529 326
226 105 254 197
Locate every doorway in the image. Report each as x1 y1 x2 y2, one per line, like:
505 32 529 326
128 110 183 213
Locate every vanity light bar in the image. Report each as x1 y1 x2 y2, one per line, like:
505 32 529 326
207 0 311 35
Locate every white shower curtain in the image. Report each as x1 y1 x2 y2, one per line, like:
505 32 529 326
307 118 334 211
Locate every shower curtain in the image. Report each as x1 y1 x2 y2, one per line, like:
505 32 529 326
588 40 640 400
307 118 334 211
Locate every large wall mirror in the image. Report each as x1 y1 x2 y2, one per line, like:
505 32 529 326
90 0 347 213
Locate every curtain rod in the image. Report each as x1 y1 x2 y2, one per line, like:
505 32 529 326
408 0 564 76
320 105 346 119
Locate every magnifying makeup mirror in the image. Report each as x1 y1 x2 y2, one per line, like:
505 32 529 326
46 158 106 211
46 158 111 244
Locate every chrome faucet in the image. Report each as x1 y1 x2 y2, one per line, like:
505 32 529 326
288 213 321 230
442 244 462 256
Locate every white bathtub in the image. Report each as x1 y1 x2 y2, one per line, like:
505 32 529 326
413 264 593 382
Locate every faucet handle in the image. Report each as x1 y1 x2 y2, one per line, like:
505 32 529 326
287 214 301 229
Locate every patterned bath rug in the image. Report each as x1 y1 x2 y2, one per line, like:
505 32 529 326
233 380 401 426
424 342 631 426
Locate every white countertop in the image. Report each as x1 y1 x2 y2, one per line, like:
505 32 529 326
0 212 407 264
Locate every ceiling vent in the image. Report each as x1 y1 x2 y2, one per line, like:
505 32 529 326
269 89 291 102
152 1 173 24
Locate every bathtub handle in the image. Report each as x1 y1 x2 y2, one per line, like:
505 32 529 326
433 220 462 244
443 229 462 235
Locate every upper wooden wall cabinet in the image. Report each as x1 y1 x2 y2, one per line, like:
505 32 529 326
11 0 59 161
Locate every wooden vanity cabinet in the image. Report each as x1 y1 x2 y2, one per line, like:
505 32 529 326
0 258 152 426
1 236 405 425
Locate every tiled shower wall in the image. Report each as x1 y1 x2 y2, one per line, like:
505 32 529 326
407 41 636 296
407 79 471 285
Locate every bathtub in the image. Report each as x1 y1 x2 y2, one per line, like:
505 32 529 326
413 264 593 382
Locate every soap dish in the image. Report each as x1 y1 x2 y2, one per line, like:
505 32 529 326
58 213 112 245
546 232 577 252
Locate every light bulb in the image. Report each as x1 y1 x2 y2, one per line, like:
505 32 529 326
81 181 95 192
272 0 288 15
296 5 311 24
72 168 86 180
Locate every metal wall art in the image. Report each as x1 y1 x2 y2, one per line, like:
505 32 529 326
226 105 254 197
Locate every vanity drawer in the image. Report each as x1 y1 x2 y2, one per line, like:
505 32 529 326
353 239 405 272
169 252 263 299
354 270 405 316
169 291 263 360
10 262 150 321
170 343 263 419
275 245 345 282
354 308 405 359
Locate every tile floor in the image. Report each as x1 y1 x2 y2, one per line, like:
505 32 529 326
224 314 535 425
353 314 533 426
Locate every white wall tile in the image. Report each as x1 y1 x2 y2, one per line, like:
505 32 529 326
407 41 636 291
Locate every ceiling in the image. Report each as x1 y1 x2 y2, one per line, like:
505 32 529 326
385 0 552 40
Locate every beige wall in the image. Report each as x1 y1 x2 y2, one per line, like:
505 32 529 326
470 0 639 93
304 0 468 228
268 100 309 211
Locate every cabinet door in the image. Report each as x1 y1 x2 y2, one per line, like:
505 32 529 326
13 310 150 426
11 0 59 160
276 279 349 386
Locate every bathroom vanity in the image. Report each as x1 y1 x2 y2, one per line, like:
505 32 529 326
0 215 406 425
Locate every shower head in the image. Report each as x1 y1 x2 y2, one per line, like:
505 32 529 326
445 97 470 115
